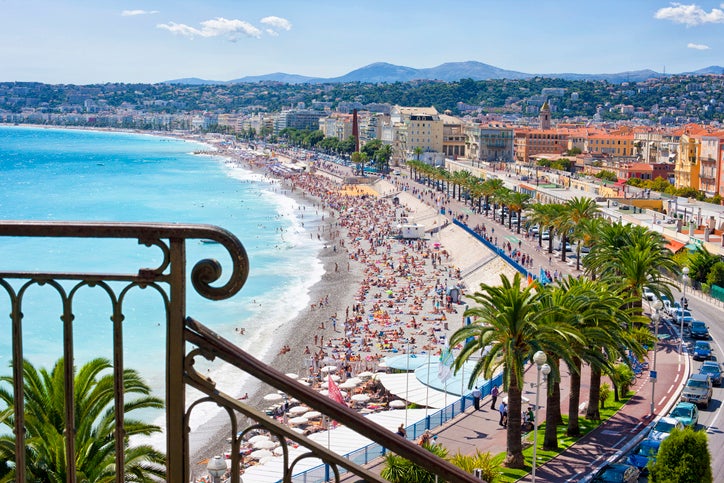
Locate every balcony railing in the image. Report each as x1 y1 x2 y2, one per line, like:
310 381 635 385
0 220 481 483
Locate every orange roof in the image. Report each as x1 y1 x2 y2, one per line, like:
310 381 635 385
665 239 686 253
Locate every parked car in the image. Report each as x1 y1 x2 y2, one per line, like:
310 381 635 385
689 321 710 340
693 341 713 361
666 308 693 322
627 439 661 473
680 373 713 408
592 463 641 483
669 402 699 429
648 416 684 442
699 361 722 386
541 231 550 240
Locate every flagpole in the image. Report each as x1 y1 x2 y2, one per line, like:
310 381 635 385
425 358 431 419
405 340 410 427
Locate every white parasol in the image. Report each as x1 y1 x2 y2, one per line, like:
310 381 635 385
247 435 270 444
287 406 309 417
249 449 273 460
321 365 338 373
288 416 309 426
305 411 322 419
350 394 370 403
339 381 358 390
357 371 374 379
345 377 363 386
273 446 285 456
389 400 406 409
329 374 341 382
502 396 530 405
285 373 299 379
319 389 347 397
263 393 284 402
252 439 276 450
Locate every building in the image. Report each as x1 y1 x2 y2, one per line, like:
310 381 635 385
389 106 443 163
439 113 466 159
465 122 514 164
274 109 325 134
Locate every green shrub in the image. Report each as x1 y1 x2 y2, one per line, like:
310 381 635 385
599 383 612 409
449 449 504 482
649 427 712 482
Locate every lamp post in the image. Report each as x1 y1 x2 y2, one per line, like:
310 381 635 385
679 267 689 354
207 455 227 483
532 351 551 483
650 300 663 415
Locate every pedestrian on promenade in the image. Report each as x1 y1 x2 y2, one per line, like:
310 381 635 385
472 386 481 411
396 423 406 438
499 401 508 428
490 385 499 410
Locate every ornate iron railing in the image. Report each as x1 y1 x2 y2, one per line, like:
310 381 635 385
0 221 480 483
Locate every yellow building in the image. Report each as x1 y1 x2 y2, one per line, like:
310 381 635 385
390 106 443 162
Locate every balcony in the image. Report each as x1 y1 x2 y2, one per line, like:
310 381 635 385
0 220 479 483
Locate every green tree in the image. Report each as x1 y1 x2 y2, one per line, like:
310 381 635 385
688 246 722 286
381 442 449 483
706 261 724 287
649 427 712 482
0 358 166 482
450 273 580 469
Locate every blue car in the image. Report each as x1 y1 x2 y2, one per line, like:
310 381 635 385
689 321 710 340
693 341 713 361
699 361 722 386
593 462 641 482
627 439 661 473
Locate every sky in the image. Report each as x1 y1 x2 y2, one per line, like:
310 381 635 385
2 0 724 85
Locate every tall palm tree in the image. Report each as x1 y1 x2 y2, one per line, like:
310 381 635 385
573 217 605 272
564 197 600 268
525 203 558 249
506 192 531 234
552 205 576 263
450 273 580 469
480 178 504 217
0 358 165 481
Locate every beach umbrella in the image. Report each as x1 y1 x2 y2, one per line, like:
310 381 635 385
288 416 309 426
273 446 285 456
319 389 347 398
329 374 341 382
263 393 283 402
288 406 309 416
389 400 406 409
346 377 363 386
339 381 358 390
351 394 370 403
305 411 322 419
285 373 299 379
247 435 270 444
252 439 276 450
249 449 273 460
321 365 338 373
357 371 374 379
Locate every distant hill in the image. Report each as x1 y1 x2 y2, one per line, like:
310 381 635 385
162 77 225 85
163 61 724 85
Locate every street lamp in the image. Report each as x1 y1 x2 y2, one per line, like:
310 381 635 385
679 267 690 354
207 455 227 483
532 351 551 483
650 300 663 415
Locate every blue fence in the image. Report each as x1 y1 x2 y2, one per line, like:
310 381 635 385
284 372 504 483
453 218 531 278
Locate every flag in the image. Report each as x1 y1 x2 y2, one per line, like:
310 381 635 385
438 346 454 383
327 374 346 405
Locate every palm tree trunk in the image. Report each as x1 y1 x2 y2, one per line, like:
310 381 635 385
505 382 525 469
567 358 582 436
543 358 561 451
548 227 554 253
561 233 567 262
576 241 582 271
585 365 602 421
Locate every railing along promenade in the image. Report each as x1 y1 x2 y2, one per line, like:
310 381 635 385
0 220 480 483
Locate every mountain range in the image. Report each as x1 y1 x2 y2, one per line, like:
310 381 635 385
165 60 724 86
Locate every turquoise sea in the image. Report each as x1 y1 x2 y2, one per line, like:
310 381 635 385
0 126 324 440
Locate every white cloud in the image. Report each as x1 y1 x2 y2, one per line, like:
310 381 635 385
260 16 292 31
687 42 711 49
654 2 724 26
122 10 159 17
265 29 280 37
157 17 262 40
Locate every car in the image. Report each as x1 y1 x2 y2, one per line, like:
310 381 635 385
592 462 641 483
648 416 684 442
699 361 722 386
692 341 713 361
541 231 550 240
680 373 713 408
627 439 661 473
669 402 699 429
689 321 710 340
666 308 692 322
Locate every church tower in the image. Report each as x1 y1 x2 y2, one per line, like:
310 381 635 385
539 101 551 130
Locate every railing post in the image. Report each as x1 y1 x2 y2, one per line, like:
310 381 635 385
167 238 187 482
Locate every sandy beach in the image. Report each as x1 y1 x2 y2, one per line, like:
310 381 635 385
189 142 518 479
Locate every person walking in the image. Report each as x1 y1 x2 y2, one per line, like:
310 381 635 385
490 385 499 410
499 401 508 427
472 386 482 411
396 423 406 438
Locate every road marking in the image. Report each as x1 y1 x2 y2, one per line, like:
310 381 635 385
612 436 626 448
659 396 667 405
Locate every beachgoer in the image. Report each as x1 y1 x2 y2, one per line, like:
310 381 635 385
472 386 481 411
396 423 406 438
490 385 499 410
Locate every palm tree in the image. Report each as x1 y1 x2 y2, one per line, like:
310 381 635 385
551 205 575 263
564 197 600 268
0 358 165 481
413 146 424 162
480 178 504 217
525 203 558 249
506 192 531 234
573 217 605 272
450 273 580 469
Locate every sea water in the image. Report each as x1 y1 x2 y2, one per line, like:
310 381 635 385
0 126 324 445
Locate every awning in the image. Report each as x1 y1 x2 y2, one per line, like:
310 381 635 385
664 239 686 253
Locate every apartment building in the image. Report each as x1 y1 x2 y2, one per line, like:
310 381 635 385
389 106 443 163
439 113 466 159
465 122 514 164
